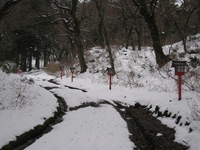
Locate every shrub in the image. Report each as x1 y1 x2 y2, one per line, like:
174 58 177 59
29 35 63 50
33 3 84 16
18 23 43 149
189 56 200 68
190 101 200 121
179 53 185 58
183 71 200 92
7 76 36 109
44 62 62 77
189 99 200 130
0 61 17 73
149 64 155 73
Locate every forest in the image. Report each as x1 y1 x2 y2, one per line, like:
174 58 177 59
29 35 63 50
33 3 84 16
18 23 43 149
0 0 199 73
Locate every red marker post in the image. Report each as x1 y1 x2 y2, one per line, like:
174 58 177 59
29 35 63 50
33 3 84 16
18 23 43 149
107 68 115 90
171 61 187 100
59 66 64 79
70 67 75 82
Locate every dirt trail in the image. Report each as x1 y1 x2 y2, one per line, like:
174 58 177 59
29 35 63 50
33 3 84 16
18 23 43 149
65 99 189 150
113 101 189 150
1 79 189 150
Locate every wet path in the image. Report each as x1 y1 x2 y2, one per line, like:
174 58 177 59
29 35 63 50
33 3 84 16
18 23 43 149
1 79 189 150
113 101 189 150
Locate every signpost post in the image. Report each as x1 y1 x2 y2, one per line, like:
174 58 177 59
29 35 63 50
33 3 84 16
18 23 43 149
107 68 115 90
59 66 64 79
171 61 187 100
70 67 75 82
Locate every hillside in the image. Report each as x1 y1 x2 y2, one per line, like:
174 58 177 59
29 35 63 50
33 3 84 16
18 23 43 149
68 34 200 92
0 34 200 149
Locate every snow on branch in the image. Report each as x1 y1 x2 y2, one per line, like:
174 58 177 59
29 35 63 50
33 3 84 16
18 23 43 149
53 0 71 11
51 18 69 23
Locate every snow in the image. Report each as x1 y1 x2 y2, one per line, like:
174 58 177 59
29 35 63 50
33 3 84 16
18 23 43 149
156 133 163 137
50 73 199 149
174 0 184 7
0 70 58 148
0 34 200 149
26 105 135 150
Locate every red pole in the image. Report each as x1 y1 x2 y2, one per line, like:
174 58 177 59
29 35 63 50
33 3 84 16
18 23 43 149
109 75 112 90
178 75 182 100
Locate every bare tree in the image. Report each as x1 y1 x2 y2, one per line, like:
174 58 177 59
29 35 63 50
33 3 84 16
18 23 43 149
117 0 142 50
170 1 199 53
0 0 59 71
130 0 170 68
0 0 23 20
92 0 116 74
53 0 87 73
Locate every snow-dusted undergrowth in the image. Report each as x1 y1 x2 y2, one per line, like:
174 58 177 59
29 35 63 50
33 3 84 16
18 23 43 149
0 34 199 149
0 70 58 148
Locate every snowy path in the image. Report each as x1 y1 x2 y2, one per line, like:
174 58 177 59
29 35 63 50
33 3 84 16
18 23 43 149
16 75 135 150
3 70 197 150
25 104 135 150
23 77 187 150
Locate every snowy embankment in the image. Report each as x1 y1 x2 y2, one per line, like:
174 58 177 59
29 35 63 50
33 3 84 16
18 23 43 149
0 70 58 148
0 34 199 149
43 34 199 149
23 71 136 150
53 72 199 149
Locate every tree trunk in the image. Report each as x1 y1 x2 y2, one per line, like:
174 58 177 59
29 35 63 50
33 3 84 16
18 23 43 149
93 0 115 73
103 24 115 74
94 0 105 49
147 18 170 67
75 36 87 73
54 0 87 73
73 23 87 73
28 49 32 71
44 49 48 67
72 0 87 73
196 0 200 33
134 27 142 50
131 0 170 67
21 51 27 72
98 18 105 49
35 51 40 69
0 0 23 20
125 25 134 49
16 49 20 67
131 36 135 51
170 15 187 53
67 35 76 59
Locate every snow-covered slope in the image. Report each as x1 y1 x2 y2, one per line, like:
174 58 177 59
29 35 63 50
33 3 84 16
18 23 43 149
0 34 199 149
0 70 58 148
58 34 200 149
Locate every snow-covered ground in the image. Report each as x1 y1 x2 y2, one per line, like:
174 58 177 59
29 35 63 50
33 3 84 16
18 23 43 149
26 105 135 150
0 70 58 148
0 34 200 149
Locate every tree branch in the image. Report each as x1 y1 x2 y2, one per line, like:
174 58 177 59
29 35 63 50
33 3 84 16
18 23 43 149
150 0 158 17
53 0 71 12
0 0 23 20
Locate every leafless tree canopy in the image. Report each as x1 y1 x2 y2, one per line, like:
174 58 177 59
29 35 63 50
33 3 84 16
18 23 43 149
0 0 199 72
